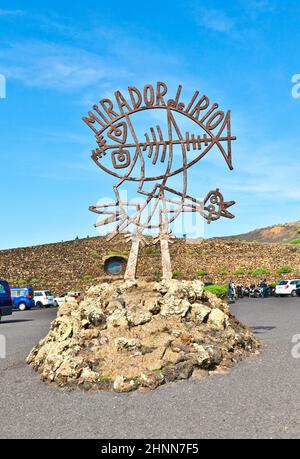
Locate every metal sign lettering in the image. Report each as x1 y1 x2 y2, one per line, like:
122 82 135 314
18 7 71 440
83 82 236 280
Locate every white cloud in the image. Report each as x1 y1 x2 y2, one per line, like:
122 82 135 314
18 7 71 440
0 41 130 91
0 9 22 16
196 8 234 33
241 0 275 19
218 139 300 202
194 1 275 35
0 23 180 95
0 9 187 98
30 129 91 145
250 0 271 8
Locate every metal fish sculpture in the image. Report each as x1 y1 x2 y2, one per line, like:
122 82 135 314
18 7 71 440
83 82 237 280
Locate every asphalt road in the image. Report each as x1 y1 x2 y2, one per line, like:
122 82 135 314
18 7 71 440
1 298 300 439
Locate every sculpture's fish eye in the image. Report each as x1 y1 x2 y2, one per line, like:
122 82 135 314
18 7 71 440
111 149 131 169
107 122 128 144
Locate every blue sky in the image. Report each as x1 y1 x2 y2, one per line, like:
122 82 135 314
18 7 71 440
0 0 300 249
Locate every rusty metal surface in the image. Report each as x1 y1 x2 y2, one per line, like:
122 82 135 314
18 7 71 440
83 82 236 280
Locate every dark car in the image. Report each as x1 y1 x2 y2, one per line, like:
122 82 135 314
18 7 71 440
296 282 300 297
0 280 13 320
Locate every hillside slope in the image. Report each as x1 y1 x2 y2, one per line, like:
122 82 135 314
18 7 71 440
1 235 300 294
217 221 300 244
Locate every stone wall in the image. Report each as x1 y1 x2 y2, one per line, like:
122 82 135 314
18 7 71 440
1 236 300 293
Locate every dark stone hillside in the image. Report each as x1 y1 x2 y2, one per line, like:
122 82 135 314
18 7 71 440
218 221 300 244
1 235 300 294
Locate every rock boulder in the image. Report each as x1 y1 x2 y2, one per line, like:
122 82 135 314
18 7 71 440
27 279 259 392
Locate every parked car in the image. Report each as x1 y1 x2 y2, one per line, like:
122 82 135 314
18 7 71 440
296 282 300 297
33 290 55 308
11 287 35 311
0 280 12 320
54 291 81 307
275 280 300 297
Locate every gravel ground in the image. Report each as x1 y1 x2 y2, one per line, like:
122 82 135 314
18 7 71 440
1 297 300 439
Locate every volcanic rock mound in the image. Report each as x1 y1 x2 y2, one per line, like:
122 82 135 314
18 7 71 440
27 280 259 392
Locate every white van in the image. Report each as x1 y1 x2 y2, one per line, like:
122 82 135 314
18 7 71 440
34 291 55 308
53 291 81 307
275 280 300 297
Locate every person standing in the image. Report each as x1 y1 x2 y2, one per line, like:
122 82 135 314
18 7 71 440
263 279 269 298
228 281 234 302
232 282 237 300
260 279 269 298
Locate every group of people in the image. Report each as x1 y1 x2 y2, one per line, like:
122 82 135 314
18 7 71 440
228 279 270 301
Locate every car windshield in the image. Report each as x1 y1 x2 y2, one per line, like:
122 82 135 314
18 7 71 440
0 282 9 294
45 291 53 296
278 281 288 285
